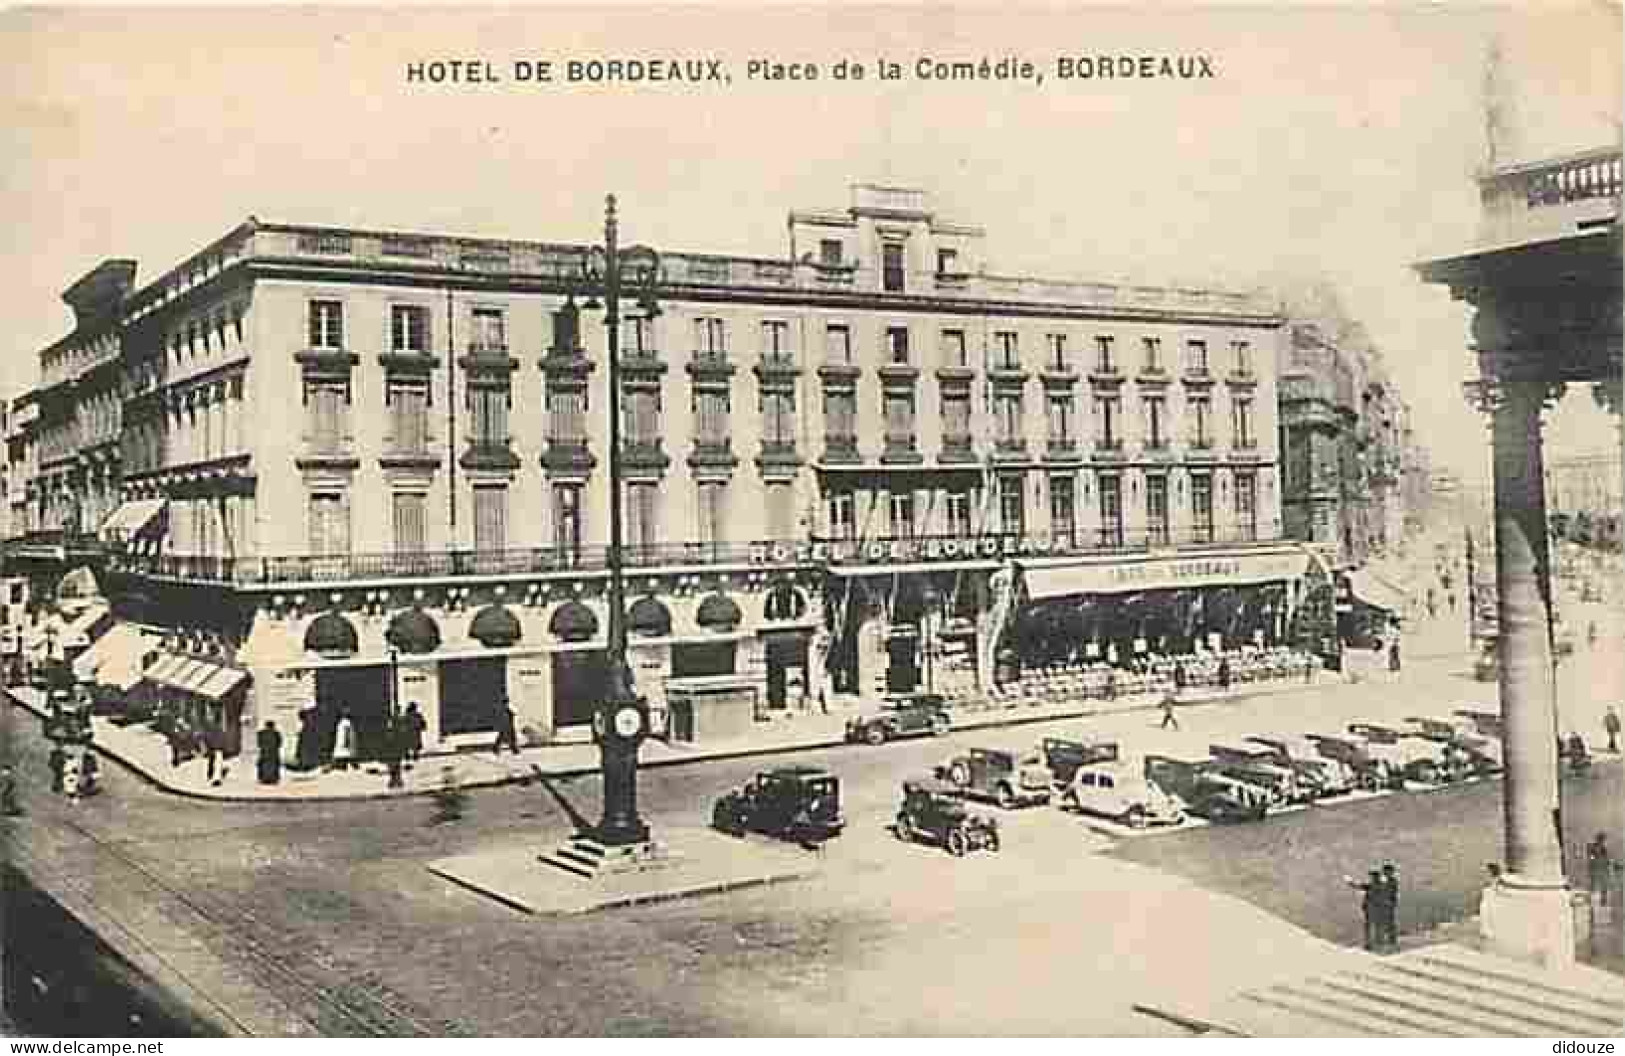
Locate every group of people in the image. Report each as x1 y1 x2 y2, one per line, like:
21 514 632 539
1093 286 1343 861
1347 862 1402 952
263 702 431 786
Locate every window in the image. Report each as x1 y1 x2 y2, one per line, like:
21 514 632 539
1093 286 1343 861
547 387 588 445
1235 472 1257 541
1145 395 1167 449
622 315 654 355
304 379 350 451
1191 473 1214 542
308 491 349 555
888 490 915 537
1098 474 1123 547
1095 396 1121 449
761 320 791 363
696 317 727 361
1050 475 1076 544
391 305 429 354
819 239 843 266
1046 394 1073 444
1232 398 1254 448
1047 334 1068 370
882 242 906 292
387 379 430 453
1231 340 1253 376
553 484 583 556
624 389 661 445
695 390 730 446
1186 339 1209 373
471 307 506 353
883 389 916 443
886 326 910 365
762 390 796 445
936 247 959 274
1142 337 1163 372
626 482 659 552
469 386 510 447
942 391 971 441
308 300 343 349
765 483 795 541
392 492 427 554
824 389 856 442
697 481 727 546
1094 336 1116 373
992 331 1020 370
946 488 972 536
998 473 1024 536
1146 475 1170 546
552 304 581 354
474 485 507 552
1190 395 1213 447
824 323 852 364
826 490 855 539
941 329 968 367
995 391 1023 445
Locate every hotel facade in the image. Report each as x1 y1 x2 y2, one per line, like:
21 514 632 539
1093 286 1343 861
6 185 1306 763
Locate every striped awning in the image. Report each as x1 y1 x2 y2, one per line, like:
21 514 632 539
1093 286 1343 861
141 651 249 699
99 499 167 538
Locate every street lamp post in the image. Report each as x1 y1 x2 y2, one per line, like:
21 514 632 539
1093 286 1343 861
387 646 403 789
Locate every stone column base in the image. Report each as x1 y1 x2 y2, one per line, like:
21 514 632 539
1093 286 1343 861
1479 878 1576 968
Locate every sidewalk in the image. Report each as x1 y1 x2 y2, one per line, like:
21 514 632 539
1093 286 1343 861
7 671 1341 803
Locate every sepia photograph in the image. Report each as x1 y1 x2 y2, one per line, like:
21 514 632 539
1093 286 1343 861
0 0 1621 1038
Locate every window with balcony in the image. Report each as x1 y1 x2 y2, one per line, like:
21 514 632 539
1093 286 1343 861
1046 393 1074 446
819 239 844 266
391 304 429 354
1095 395 1121 450
469 386 510 448
695 389 730 447
553 483 583 557
883 390 917 448
625 389 662 447
1231 340 1253 376
995 391 1023 447
1191 473 1214 542
1145 395 1167 449
992 331 1021 371
1232 397 1255 448
824 323 852 364
826 489 855 539
936 247 959 275
1146 475 1170 546
386 378 430 454
882 242 906 292
308 491 349 556
471 307 506 354
888 490 915 537
946 488 972 537
941 329 968 367
695 317 727 362
474 485 508 553
626 481 659 553
1186 339 1209 374
1235 471 1257 541
304 379 350 452
824 389 856 446
885 326 910 365
942 391 971 447
1098 474 1123 547
1190 395 1213 448
998 473 1024 535
762 389 796 446
392 492 427 554
1051 475 1076 545
547 387 588 446
761 320 791 364
697 481 727 546
308 300 344 350
1094 336 1116 373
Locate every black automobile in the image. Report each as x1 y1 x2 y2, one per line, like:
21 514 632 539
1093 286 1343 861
712 766 845 844
844 694 952 746
893 777 1000 856
1038 736 1120 787
1143 754 1271 822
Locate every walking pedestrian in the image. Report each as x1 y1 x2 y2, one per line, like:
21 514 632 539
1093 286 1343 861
403 702 426 764
385 712 405 790
330 713 357 772
1605 705 1620 754
1 764 22 815
256 721 283 786
1387 638 1402 674
492 697 520 756
1159 688 1180 731
1378 863 1400 950
1588 834 1613 903
203 725 226 786
1345 868 1382 951
1217 656 1232 692
48 743 66 793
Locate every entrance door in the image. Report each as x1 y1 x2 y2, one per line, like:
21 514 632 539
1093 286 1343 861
764 632 809 709
439 656 507 736
314 666 390 761
552 650 608 730
885 631 921 693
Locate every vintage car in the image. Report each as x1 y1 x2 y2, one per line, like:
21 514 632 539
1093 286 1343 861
1062 759 1185 828
893 777 1000 856
1038 736 1120 787
1346 722 1463 785
1242 735 1356 797
936 746 1053 808
1304 732 1400 791
712 766 845 844
844 694 952 746
1452 708 1504 741
1143 754 1272 822
1403 716 1502 775
1206 744 1308 805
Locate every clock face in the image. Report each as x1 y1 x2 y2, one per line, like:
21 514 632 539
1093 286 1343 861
613 707 642 738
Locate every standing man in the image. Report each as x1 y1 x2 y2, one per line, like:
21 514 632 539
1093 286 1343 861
1588 834 1614 918
256 721 283 786
1345 869 1382 951
1159 686 1180 731
1387 637 1402 674
1378 863 1400 951
1604 705 1620 754
492 697 520 757
403 702 427 764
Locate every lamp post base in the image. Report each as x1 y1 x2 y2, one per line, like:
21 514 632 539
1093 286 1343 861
1479 877 1577 969
539 831 673 881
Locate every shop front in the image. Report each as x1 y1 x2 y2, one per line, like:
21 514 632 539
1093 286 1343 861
825 566 990 697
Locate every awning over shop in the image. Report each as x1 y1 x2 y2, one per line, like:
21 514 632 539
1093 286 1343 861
304 612 359 657
548 601 599 643
194 665 249 700
1346 569 1408 613
99 499 167 539
386 608 442 654
696 593 743 632
1021 549 1311 602
469 604 523 647
141 651 249 699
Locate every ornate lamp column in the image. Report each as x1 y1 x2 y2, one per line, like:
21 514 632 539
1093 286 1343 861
1465 369 1574 966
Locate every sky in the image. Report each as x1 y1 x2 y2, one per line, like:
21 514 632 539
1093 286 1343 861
2 2 1620 482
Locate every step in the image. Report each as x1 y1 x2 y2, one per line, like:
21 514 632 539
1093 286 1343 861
1370 962 1623 1035
1333 970 1547 1036
554 847 603 871
1410 948 1625 1022
1276 979 1474 1037
1423 942 1625 1008
1237 989 1407 1037
536 853 595 879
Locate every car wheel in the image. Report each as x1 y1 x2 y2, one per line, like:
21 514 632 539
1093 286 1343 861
1124 805 1149 829
946 827 969 857
995 784 1016 810
948 762 971 788
931 714 950 737
865 726 887 747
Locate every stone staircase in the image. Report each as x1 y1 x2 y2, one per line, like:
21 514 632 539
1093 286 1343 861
1142 944 1624 1037
537 833 676 880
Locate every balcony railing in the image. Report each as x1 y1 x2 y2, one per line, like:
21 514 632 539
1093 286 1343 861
1477 147 1621 245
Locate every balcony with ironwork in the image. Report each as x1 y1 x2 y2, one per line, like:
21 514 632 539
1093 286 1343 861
991 434 1029 463
1044 436 1080 462
689 437 739 474
753 354 801 383
1087 362 1124 387
755 439 802 477
686 352 735 383
1089 438 1126 463
459 439 521 472
940 434 976 463
1181 365 1215 387
881 432 924 465
1225 366 1258 389
622 438 671 474
822 433 860 464
540 438 596 475
458 342 518 374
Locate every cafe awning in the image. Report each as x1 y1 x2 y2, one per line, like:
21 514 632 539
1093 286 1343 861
1022 549 1311 602
141 652 249 699
1346 569 1408 613
99 499 167 539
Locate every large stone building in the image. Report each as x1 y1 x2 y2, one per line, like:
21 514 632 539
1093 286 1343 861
6 185 1305 763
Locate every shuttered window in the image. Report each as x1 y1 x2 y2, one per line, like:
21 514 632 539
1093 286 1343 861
308 492 349 556
305 380 349 451
388 381 429 453
393 492 427 553
695 390 730 445
474 486 507 553
697 482 726 546
626 482 659 551
762 390 796 445
548 388 587 444
469 387 509 446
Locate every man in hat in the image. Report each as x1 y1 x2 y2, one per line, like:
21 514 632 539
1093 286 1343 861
1345 869 1383 951
1604 705 1620 754
1377 863 1400 950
